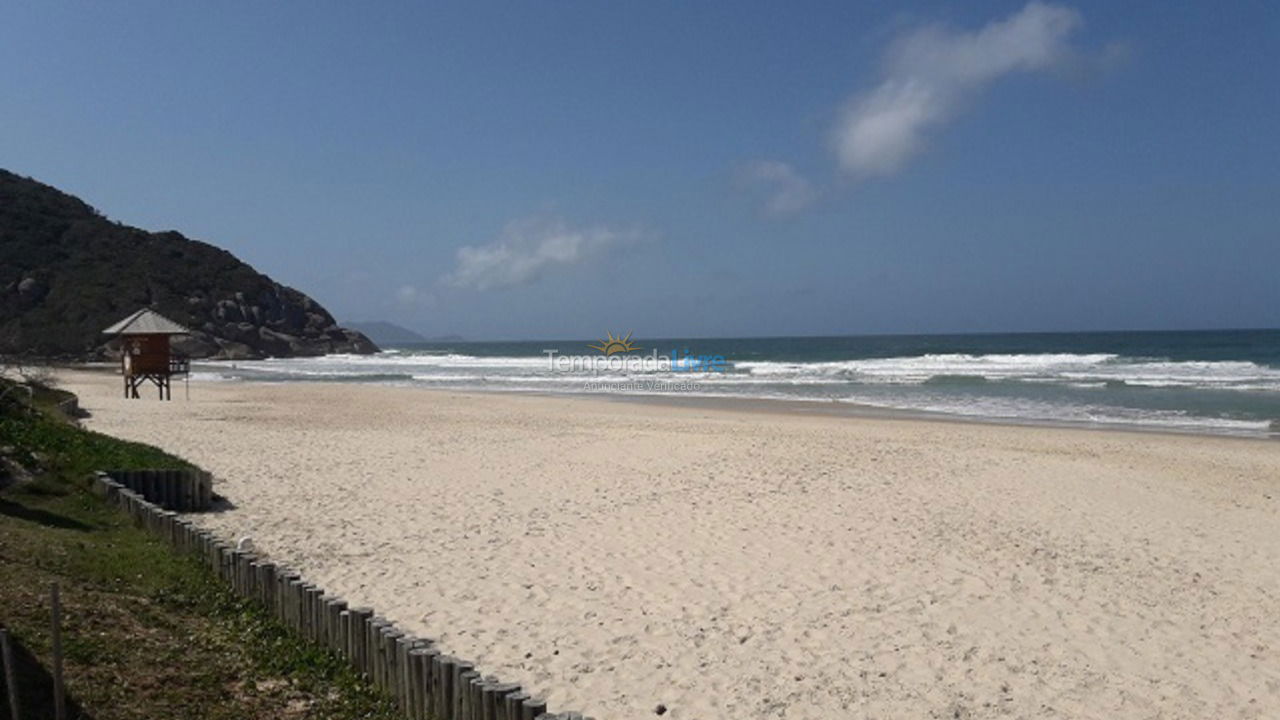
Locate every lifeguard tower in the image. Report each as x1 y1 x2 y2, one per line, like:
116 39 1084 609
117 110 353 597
102 309 191 400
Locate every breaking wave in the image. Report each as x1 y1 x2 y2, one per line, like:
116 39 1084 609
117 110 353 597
190 347 1280 437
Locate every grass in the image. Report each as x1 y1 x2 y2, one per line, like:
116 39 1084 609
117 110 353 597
0 379 402 719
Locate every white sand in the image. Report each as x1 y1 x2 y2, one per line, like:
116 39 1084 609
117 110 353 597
60 370 1280 719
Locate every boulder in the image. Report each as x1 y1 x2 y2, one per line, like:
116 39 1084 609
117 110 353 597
172 333 218 358
256 327 299 357
211 337 258 360
16 276 47 304
214 299 243 323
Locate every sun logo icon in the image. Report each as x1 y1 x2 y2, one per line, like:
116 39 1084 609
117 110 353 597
588 331 641 356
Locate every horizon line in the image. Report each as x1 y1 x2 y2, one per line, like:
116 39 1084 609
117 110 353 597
365 325 1280 346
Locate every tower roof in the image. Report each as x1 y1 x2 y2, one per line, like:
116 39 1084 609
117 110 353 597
102 308 190 336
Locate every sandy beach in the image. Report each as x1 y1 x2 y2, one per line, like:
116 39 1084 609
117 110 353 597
58 370 1280 719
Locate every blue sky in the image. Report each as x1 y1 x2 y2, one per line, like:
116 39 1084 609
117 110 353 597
2 1 1277 339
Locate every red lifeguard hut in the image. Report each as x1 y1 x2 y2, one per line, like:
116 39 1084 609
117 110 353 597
102 309 191 400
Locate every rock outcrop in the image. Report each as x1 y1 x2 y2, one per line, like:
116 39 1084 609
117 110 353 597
0 169 378 359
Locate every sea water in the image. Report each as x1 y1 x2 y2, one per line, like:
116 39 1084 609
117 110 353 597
192 329 1280 438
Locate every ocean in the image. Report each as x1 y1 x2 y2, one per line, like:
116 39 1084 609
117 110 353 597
192 329 1280 438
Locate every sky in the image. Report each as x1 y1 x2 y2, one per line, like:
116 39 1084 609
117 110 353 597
2 1 1277 340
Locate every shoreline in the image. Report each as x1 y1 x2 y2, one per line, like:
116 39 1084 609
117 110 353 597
69 358 1277 442
595 388 1280 442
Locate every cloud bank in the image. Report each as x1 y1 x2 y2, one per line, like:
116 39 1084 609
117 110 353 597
834 2 1083 177
446 217 639 290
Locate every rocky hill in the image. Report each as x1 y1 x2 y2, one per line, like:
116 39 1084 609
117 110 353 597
0 169 378 359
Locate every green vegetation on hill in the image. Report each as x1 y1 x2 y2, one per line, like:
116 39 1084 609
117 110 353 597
0 169 378 360
0 380 399 719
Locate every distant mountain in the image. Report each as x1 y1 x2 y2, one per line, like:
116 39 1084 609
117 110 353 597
0 169 378 359
343 321 429 346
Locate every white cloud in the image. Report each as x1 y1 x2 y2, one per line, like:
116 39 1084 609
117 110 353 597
395 285 419 304
393 284 438 308
446 217 639 290
741 161 819 216
834 2 1083 177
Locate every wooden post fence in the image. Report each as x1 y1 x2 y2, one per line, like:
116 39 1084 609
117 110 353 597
101 469 213 511
87 471 593 720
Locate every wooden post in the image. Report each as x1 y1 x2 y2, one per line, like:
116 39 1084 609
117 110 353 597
348 608 373 676
312 590 326 646
289 580 306 633
338 610 352 663
149 471 162 506
463 674 480 720
471 676 486 720
367 618 387 686
503 691 529 720
521 696 548 720
481 681 498 720
409 647 435 720
309 590 321 644
245 557 260 602
304 584 318 638
201 470 212 510
381 628 403 696
348 609 363 674
304 588 322 644
452 661 475 720
460 666 481 717
258 563 276 612
50 583 66 720
159 469 171 509
208 541 223 575
229 550 241 595
297 585 310 637
1 628 19 720
277 572 295 625
364 617 379 685
377 624 393 692
370 617 386 684
394 635 418 710
173 518 187 553
286 574 298 629
319 595 334 649
415 647 440 719
405 647 420 719
481 680 497 720
327 598 347 654
191 470 201 510
436 655 456 720
487 682 520 720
